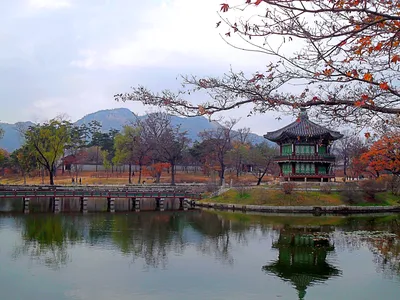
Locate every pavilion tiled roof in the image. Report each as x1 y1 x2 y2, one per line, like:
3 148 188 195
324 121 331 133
264 108 343 142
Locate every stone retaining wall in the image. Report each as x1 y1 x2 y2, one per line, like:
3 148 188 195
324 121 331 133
195 202 400 214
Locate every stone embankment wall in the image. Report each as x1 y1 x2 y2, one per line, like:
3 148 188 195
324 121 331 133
195 202 400 214
0 197 183 213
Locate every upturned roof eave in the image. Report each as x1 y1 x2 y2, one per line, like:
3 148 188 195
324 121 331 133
264 119 343 142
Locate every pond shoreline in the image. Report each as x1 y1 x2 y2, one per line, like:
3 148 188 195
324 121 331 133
195 201 400 214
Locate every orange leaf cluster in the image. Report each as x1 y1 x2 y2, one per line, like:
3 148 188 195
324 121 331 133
360 133 400 176
363 73 373 82
379 82 389 90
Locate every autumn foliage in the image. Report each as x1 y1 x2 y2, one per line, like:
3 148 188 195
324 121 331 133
360 133 400 176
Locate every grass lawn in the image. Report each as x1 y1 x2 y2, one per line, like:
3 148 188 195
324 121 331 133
203 188 344 206
374 192 400 205
202 188 400 207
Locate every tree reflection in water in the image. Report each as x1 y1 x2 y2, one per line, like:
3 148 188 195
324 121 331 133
10 211 400 282
13 215 83 269
333 216 400 279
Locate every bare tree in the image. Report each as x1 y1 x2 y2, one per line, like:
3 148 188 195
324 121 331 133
199 119 238 186
332 131 367 179
141 112 190 185
227 127 252 178
248 142 278 185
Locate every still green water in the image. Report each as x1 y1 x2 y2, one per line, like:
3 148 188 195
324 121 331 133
0 211 399 300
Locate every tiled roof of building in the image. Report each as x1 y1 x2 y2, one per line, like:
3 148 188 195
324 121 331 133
264 108 343 142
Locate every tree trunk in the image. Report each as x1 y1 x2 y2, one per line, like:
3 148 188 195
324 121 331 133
343 156 348 177
220 164 225 186
138 164 142 184
256 167 268 186
170 163 176 186
23 173 27 185
75 165 79 182
128 163 132 184
96 146 99 172
156 172 161 183
49 169 54 185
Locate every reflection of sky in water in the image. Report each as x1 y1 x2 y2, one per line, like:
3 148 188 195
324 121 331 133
0 214 399 300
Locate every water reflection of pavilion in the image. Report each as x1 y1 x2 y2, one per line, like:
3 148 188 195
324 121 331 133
263 226 342 300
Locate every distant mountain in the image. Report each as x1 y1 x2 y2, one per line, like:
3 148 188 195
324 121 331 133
0 108 267 152
0 122 34 152
75 108 266 145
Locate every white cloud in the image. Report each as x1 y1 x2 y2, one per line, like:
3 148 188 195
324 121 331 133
28 0 71 9
71 0 270 70
70 50 97 69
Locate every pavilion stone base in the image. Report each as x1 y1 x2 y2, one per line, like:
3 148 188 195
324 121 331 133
284 177 332 182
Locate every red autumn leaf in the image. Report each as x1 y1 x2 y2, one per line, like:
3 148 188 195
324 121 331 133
364 132 371 139
255 0 263 5
391 54 400 63
312 96 319 101
374 42 383 51
220 3 229 12
379 82 389 90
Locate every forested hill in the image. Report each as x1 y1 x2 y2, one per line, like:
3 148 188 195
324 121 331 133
0 108 267 152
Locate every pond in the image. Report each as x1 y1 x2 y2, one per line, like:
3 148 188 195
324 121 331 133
0 211 399 299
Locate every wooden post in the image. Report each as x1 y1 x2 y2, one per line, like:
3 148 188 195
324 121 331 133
53 197 61 213
155 197 160 211
23 197 30 214
183 198 189 211
81 197 88 214
135 199 140 212
107 197 115 213
130 197 136 211
160 198 166 211
179 197 184 210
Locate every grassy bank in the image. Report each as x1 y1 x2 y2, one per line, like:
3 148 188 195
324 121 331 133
202 188 400 207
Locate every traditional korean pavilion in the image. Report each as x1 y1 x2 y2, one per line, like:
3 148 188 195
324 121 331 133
264 108 343 182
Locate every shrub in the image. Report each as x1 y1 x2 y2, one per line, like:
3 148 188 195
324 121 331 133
378 175 400 195
282 182 295 195
235 182 250 198
358 179 386 198
205 182 219 193
320 183 333 194
340 183 364 204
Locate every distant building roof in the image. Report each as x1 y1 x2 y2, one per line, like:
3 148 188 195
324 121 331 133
264 108 343 142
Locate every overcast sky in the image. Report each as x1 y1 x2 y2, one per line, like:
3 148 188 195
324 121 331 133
0 0 295 136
